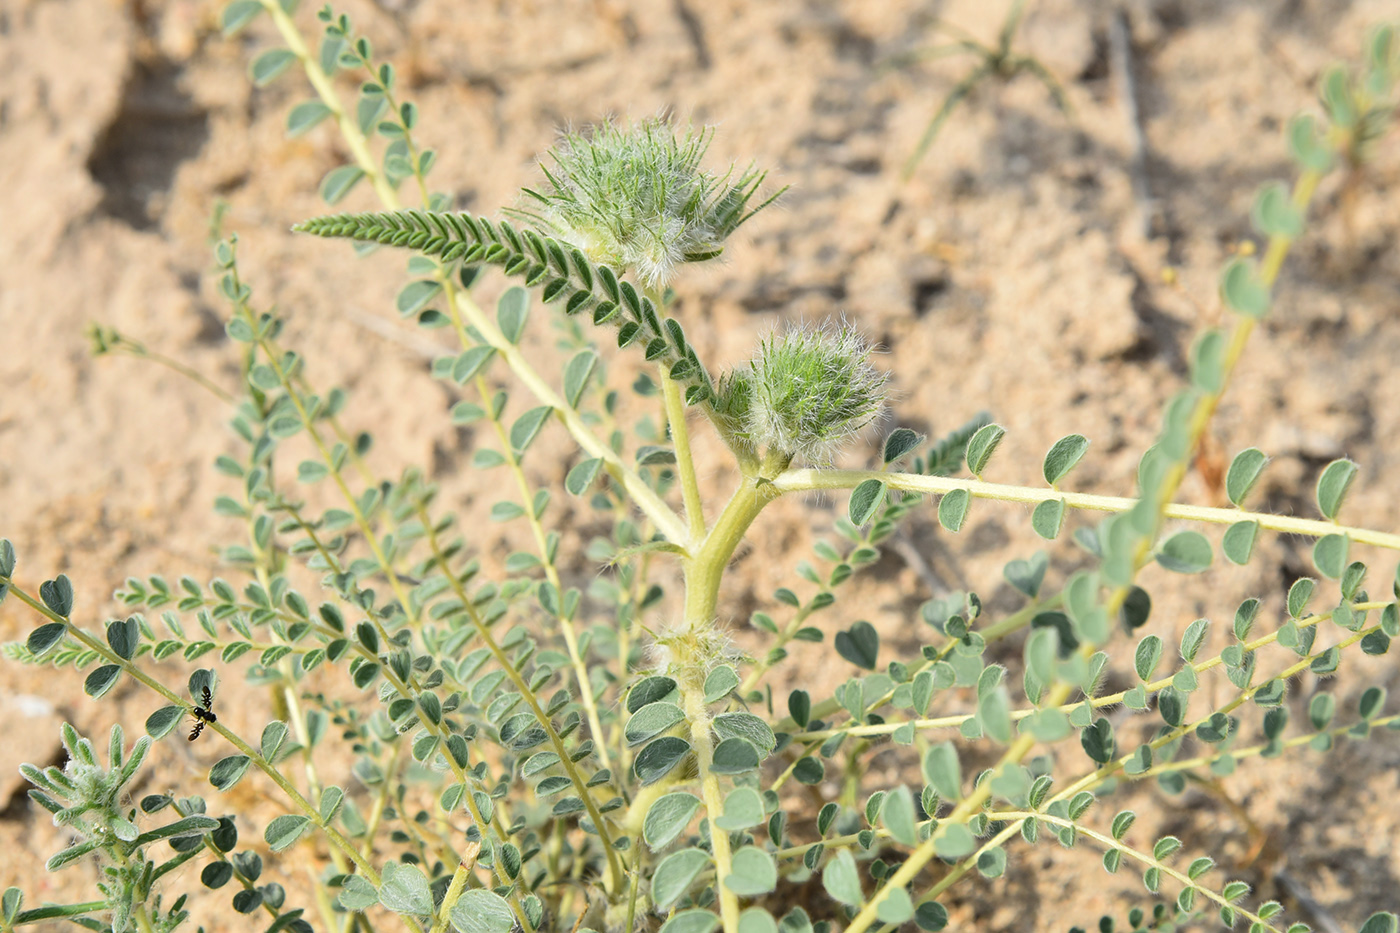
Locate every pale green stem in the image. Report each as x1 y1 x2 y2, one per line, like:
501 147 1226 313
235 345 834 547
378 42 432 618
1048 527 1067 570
661 361 706 545
771 469 1400 550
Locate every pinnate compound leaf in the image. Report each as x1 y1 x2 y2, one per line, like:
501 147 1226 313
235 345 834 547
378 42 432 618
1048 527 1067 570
965 423 1006 477
1155 531 1212 574
1042 434 1089 486
849 479 886 525
450 890 514 933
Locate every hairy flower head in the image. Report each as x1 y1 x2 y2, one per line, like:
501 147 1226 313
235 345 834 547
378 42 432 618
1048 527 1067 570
720 323 888 464
510 118 781 287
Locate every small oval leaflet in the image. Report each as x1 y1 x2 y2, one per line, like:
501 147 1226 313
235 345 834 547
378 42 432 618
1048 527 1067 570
1220 258 1270 317
263 814 310 852
1315 458 1359 521
286 100 333 137
822 849 863 906
1251 181 1304 238
848 479 886 525
714 786 766 831
1042 434 1089 486
84 664 122 699
660 910 721 933
565 457 603 496
833 620 879 670
146 705 185 739
510 406 554 454
496 286 530 344
318 165 366 206
1222 520 1260 566
450 889 514 933
725 847 777 896
1031 497 1066 540
965 423 1006 477
710 737 761 773
1155 530 1213 574
882 427 924 464
643 792 701 849
1313 533 1349 579
937 488 970 532
624 702 686 747
249 48 297 87
209 755 252 791
378 861 432 916
702 665 740 702
652 848 711 910
633 736 691 785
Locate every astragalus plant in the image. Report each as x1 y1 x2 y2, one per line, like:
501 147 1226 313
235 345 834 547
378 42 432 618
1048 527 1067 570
2 8 1399 933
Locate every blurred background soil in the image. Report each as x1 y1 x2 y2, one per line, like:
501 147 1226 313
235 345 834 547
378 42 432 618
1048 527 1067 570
2 0 1399 929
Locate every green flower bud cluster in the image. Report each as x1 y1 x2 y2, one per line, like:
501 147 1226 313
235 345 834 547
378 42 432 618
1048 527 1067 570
719 324 888 464
510 118 780 286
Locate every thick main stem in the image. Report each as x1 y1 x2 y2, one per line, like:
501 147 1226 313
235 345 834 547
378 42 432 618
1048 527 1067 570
670 468 783 933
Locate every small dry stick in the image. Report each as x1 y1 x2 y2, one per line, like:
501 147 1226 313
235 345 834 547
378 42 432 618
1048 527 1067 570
1111 7 1160 238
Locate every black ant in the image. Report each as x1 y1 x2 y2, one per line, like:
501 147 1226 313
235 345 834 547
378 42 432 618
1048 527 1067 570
188 685 217 741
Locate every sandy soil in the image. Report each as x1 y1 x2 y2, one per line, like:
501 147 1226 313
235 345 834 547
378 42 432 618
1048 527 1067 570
2 0 1399 929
